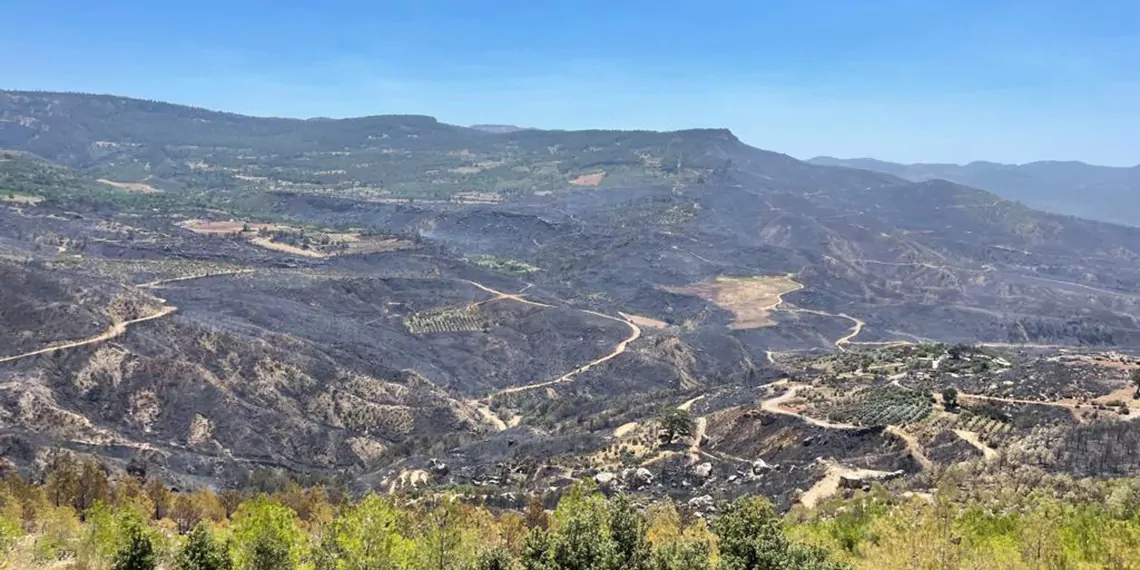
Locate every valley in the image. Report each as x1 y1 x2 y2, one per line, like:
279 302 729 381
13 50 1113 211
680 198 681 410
2 90 1140 521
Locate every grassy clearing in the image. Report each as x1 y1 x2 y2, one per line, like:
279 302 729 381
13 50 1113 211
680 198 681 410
664 274 802 329
0 190 44 204
96 178 162 194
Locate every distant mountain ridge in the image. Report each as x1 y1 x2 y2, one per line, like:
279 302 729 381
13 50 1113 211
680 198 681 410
469 124 529 133
809 156 1140 226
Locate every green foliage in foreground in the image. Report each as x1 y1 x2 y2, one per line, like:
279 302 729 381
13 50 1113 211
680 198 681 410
4 460 1140 570
787 470 1140 569
0 471 844 570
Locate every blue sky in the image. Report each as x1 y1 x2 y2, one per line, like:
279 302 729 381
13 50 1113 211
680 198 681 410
3 0 1138 165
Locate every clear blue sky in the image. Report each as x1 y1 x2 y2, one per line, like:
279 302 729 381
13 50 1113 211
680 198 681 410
3 0 1138 165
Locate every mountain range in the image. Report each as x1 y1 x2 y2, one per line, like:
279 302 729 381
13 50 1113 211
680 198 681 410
2 90 1140 505
809 156 1140 226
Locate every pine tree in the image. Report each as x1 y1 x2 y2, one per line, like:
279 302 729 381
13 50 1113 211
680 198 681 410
177 522 232 570
713 497 849 570
231 497 304 570
472 546 519 570
608 494 651 570
111 514 157 570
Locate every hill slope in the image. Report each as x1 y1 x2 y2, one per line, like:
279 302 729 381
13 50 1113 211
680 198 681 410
809 156 1140 226
6 91 1140 502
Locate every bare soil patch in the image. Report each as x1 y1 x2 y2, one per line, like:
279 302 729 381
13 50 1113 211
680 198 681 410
0 191 43 204
180 220 413 257
665 275 802 329
621 312 668 329
180 219 276 235
97 179 162 194
454 191 502 204
570 172 606 186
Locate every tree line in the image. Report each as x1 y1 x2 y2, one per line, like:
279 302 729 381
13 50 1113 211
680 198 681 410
4 452 1140 569
0 453 843 570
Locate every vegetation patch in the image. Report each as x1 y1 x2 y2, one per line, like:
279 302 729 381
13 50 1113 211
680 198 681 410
0 190 43 204
664 274 802 329
826 387 933 426
180 219 413 257
405 307 489 334
469 254 540 276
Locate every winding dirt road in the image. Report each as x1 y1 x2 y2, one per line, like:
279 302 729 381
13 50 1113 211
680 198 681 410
0 269 254 365
801 461 899 509
458 280 643 430
0 305 177 364
885 425 933 471
781 307 865 351
139 268 254 289
488 311 641 398
953 429 998 461
759 383 859 430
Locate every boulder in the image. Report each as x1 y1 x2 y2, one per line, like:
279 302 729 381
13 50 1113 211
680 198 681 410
633 467 654 487
687 495 715 512
692 462 713 480
429 458 449 475
594 472 617 487
752 459 774 475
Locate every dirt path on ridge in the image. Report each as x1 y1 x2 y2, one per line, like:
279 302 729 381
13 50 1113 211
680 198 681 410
0 269 253 365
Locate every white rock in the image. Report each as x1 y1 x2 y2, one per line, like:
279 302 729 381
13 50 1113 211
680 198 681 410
687 495 715 511
594 472 616 487
692 462 713 479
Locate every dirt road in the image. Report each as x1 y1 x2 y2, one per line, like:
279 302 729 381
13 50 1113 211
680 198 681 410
461 280 555 309
953 429 998 461
782 307 865 351
489 313 641 398
885 425 933 471
801 461 899 509
688 416 708 464
759 384 859 430
139 268 254 289
0 305 177 364
1 269 253 365
462 279 642 400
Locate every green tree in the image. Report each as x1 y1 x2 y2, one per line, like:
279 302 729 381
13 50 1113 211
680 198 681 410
941 388 959 410
0 483 23 557
608 494 651 570
472 546 519 570
231 496 304 570
111 513 157 570
415 496 469 570
658 408 693 444
177 522 232 570
1132 369 1140 398
76 460 111 515
326 494 411 570
525 484 619 570
649 542 711 570
713 497 848 570
44 453 79 509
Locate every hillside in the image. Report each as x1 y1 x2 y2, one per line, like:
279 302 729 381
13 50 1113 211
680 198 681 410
4 91 1140 513
809 155 1140 226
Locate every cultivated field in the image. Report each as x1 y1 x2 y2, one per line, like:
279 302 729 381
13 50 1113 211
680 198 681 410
665 274 802 328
